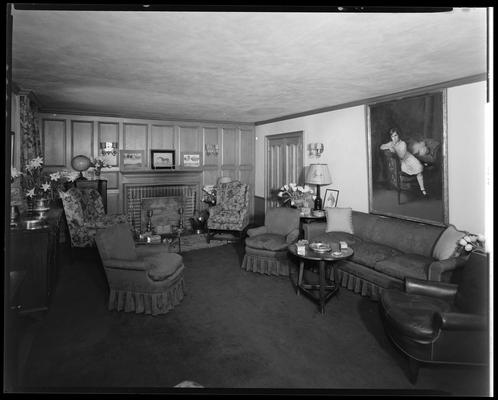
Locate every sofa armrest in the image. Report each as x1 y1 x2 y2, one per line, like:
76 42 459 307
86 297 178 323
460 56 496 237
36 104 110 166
286 228 300 244
247 226 267 237
405 277 457 301
434 312 488 331
103 258 149 271
302 222 327 241
427 255 467 281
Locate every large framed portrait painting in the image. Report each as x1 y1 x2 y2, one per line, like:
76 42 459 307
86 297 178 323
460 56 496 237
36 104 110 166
366 90 448 225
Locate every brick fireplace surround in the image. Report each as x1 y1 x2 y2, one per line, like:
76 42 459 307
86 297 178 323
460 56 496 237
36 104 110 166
121 171 202 232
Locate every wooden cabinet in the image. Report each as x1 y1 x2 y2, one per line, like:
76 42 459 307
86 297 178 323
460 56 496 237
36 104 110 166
8 208 63 313
75 179 108 213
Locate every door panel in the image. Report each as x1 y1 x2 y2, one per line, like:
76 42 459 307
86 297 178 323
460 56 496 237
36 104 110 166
266 132 303 210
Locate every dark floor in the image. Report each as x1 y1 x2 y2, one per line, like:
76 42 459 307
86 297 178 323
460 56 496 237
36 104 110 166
6 244 492 395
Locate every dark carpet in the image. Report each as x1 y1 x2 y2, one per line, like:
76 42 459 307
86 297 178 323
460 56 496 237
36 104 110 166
18 244 490 395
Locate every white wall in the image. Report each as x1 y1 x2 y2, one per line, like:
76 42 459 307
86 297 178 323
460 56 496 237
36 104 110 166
255 81 489 234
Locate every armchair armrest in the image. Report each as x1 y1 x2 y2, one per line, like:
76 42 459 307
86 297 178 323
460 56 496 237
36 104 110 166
434 312 488 331
302 222 327 241
247 226 267 236
405 277 457 302
427 255 467 281
103 258 149 271
286 228 300 244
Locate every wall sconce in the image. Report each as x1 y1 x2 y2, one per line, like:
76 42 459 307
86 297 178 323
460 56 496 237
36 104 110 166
308 143 324 158
205 144 219 157
100 142 118 156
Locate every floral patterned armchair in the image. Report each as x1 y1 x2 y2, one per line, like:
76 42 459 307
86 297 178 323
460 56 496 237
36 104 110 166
206 180 250 243
59 187 127 247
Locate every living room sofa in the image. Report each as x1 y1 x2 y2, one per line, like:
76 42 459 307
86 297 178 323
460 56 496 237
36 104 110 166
303 210 468 300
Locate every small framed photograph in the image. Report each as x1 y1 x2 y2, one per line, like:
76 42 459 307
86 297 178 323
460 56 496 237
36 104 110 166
181 151 202 168
151 150 175 169
119 150 145 171
324 189 339 208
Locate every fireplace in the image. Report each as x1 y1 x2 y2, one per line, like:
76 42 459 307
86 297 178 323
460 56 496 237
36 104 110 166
122 171 202 232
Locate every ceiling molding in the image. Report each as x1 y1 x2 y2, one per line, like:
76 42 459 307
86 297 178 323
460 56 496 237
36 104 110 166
255 74 487 126
36 107 255 127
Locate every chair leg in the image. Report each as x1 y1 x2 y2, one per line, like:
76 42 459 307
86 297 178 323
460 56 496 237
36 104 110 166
407 357 420 385
297 261 304 295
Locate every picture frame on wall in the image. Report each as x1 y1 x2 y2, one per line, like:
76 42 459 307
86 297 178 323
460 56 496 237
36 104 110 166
119 149 145 171
366 89 448 225
181 151 202 168
323 189 339 208
151 149 175 169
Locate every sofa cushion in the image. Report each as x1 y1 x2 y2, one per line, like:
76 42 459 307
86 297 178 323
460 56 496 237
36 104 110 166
375 254 431 281
325 207 353 234
245 233 288 251
350 241 402 266
312 232 363 247
432 225 467 261
359 214 443 258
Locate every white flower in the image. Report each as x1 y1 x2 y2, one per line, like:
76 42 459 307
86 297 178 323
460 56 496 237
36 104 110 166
67 172 79 182
42 182 51 192
50 172 61 181
277 192 283 197
464 244 473 252
11 167 21 179
29 156 44 168
459 238 467 246
26 188 35 198
463 235 471 242
477 234 486 242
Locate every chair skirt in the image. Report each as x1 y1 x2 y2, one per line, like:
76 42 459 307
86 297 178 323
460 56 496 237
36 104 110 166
241 246 294 276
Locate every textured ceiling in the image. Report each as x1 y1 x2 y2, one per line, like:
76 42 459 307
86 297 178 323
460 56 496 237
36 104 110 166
11 7 488 123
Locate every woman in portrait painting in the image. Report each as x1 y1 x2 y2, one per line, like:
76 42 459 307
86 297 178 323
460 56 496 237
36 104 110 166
380 127 427 197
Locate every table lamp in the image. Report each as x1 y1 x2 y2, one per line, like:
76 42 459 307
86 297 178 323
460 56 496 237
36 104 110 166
71 154 91 180
305 163 332 210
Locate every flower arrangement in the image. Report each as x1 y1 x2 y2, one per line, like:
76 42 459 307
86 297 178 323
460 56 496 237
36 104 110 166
458 234 486 253
202 185 217 205
277 183 314 207
18 156 79 200
90 156 111 176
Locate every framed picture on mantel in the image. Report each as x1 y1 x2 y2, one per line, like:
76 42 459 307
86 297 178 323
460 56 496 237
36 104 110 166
181 151 202 169
151 149 175 169
120 150 145 171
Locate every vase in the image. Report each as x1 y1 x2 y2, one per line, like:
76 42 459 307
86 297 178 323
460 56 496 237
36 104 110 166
32 197 50 220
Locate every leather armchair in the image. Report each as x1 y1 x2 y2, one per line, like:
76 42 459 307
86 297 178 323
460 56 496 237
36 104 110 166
241 207 301 276
59 187 127 247
95 222 186 316
379 251 489 383
206 180 250 243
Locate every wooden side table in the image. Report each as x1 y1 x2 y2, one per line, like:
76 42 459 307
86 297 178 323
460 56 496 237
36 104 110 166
288 243 353 314
299 215 326 239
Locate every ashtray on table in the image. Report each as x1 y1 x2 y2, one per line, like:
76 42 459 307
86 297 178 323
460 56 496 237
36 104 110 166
309 242 332 253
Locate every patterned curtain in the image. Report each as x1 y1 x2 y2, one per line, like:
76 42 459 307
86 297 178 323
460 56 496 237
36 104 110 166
19 94 42 168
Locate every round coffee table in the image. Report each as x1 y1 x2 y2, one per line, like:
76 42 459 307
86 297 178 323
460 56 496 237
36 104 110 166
288 243 354 314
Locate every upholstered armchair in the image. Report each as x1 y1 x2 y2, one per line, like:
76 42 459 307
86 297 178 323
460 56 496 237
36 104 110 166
95 222 186 316
379 251 489 384
241 207 301 276
59 187 127 247
206 180 250 243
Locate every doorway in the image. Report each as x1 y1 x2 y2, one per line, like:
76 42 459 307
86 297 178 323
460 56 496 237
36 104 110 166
265 131 304 211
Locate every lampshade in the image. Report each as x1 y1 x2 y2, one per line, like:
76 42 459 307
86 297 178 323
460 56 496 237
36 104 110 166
305 164 332 185
71 155 91 172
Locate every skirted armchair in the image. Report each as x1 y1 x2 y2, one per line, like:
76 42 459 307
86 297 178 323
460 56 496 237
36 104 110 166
95 222 186 316
59 187 127 247
241 207 301 276
206 180 250 243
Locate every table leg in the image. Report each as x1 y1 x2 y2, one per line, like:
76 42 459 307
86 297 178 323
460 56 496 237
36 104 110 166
319 260 326 314
178 232 182 253
297 260 304 295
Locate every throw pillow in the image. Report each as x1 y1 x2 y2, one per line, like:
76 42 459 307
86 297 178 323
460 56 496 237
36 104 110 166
432 225 467 261
325 207 354 234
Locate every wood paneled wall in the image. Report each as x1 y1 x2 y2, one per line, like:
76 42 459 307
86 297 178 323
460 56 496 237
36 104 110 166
38 113 255 218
